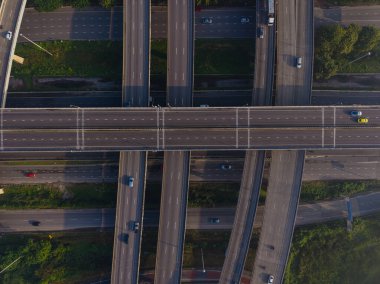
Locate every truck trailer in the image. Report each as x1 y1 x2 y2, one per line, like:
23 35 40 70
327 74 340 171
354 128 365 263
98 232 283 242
268 0 275 26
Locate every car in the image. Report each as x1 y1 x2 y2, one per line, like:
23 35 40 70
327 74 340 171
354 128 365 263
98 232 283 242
220 164 232 170
201 17 213 24
267 275 274 284
122 233 129 244
128 176 134 188
133 221 140 232
350 110 362 116
200 104 209 107
357 117 368 124
208 217 220 224
25 172 36 178
258 27 264 39
6 31 12 40
29 220 40 226
296 57 302 69
241 17 250 23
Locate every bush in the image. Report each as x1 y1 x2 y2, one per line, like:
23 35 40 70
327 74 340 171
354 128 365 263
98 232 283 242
34 0 63 11
99 0 115 8
71 0 91 8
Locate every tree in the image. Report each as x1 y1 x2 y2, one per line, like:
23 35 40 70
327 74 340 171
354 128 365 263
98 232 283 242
34 0 63 12
355 26 380 53
99 0 116 9
338 24 360 55
71 0 91 8
196 0 218 6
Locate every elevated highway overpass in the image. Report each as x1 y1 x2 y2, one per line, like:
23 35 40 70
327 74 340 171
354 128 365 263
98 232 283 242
0 106 379 151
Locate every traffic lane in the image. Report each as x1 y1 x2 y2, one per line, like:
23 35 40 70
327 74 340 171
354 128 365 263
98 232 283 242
4 127 380 150
336 128 380 148
2 109 159 129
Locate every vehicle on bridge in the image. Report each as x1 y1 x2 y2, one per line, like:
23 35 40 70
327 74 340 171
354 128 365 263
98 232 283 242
5 31 12 40
220 164 232 170
357 117 368 124
258 27 264 39
267 0 275 26
267 275 274 284
350 110 362 116
128 176 134 188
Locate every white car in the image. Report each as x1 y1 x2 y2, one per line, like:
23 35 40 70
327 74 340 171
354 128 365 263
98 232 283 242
241 17 250 23
296 57 302 69
128 177 134 188
6 31 12 41
268 275 274 284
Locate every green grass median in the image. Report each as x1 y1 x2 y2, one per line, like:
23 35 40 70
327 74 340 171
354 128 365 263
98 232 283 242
285 213 380 283
0 230 113 284
0 183 117 209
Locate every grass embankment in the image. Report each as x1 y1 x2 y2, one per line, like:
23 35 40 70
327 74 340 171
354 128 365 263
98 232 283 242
0 183 117 209
285 213 380 284
13 41 123 83
321 0 380 6
0 231 113 284
300 180 371 202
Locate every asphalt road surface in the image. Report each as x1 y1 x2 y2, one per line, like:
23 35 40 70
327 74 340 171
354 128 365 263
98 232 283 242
154 1 193 283
1 106 380 151
19 6 255 41
111 1 151 284
312 90 380 106
251 0 314 283
315 5 380 27
1 153 380 184
2 191 380 232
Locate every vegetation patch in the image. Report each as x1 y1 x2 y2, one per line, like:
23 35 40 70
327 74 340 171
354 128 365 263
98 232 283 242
321 0 380 6
0 231 113 284
315 24 380 79
195 39 254 74
285 214 380 284
0 183 117 209
12 41 123 83
300 180 372 202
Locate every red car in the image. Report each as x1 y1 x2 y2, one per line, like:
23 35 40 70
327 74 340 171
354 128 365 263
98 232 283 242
25 172 36 178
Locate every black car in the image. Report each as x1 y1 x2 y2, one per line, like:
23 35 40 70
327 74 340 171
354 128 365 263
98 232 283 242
29 220 40 226
208 217 220 224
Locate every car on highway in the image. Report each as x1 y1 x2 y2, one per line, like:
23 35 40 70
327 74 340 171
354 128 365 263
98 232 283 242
350 110 362 116
220 164 232 170
296 57 302 69
357 117 368 124
258 27 264 39
267 275 274 284
25 172 36 178
128 176 134 188
208 217 220 224
241 17 250 23
201 17 213 24
29 220 40 226
200 104 209 107
6 31 12 40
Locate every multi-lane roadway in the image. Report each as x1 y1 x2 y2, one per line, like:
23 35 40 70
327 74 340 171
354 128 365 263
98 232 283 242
2 190 380 232
1 106 380 151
